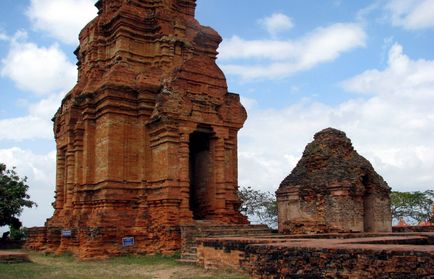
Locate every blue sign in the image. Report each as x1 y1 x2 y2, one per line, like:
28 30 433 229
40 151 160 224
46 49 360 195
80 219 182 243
62 230 72 237
122 237 134 247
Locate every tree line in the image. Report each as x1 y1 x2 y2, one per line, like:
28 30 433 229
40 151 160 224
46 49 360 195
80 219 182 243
0 163 36 240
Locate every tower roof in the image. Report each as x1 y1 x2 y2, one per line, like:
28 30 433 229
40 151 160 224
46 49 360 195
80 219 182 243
277 127 390 195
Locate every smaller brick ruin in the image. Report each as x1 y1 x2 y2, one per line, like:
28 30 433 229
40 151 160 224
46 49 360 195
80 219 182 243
276 128 392 234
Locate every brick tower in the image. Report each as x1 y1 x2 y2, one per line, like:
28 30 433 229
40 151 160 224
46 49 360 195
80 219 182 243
277 128 391 234
26 0 247 258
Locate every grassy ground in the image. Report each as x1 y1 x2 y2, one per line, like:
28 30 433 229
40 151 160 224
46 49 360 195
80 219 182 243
0 250 248 279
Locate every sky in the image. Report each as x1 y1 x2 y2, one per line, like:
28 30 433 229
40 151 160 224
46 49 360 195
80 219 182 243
0 0 433 230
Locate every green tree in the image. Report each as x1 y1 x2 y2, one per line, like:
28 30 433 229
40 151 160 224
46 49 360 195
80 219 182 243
0 163 36 230
391 190 433 225
238 186 277 228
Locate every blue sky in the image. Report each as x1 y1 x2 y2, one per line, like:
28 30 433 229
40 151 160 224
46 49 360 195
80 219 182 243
0 0 433 229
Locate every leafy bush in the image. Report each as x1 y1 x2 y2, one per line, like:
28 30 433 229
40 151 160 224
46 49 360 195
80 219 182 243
238 186 277 228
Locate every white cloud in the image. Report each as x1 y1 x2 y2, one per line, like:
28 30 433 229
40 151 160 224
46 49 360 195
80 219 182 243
0 31 8 41
219 23 366 80
385 0 434 30
240 97 258 110
342 43 434 102
0 35 64 223
239 43 434 192
0 32 73 140
259 13 294 36
28 93 63 119
0 92 63 140
0 148 56 228
1 35 77 96
0 116 53 141
0 147 56 186
219 36 295 61
26 0 97 44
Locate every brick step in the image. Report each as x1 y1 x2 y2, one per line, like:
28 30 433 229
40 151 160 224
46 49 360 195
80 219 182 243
181 252 198 260
196 226 270 231
184 247 197 254
180 223 272 261
176 258 197 264
190 223 269 229
189 230 271 237
0 252 31 264
204 228 271 233
183 225 270 234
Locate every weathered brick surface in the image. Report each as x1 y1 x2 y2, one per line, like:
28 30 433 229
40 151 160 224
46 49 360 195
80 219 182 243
198 246 244 270
393 225 434 233
25 227 47 250
247 244 433 279
196 233 434 278
26 0 247 259
277 128 392 234
181 223 271 262
0 251 31 264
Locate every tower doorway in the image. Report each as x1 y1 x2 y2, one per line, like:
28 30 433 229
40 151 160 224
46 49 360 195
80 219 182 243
362 175 375 232
189 131 213 220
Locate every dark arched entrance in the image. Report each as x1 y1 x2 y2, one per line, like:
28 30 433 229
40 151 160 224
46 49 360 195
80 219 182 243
362 174 375 232
189 131 213 220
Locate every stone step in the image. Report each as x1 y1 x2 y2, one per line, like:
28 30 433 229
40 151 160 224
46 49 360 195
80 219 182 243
190 230 271 237
176 258 197 264
185 247 197 253
181 252 198 259
180 223 273 261
185 226 271 234
206 228 271 233
187 224 269 229
0 251 31 264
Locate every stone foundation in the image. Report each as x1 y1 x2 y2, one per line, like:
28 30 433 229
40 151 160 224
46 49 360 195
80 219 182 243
25 227 48 251
180 223 270 262
26 224 181 259
393 225 434 233
196 233 434 278
0 251 31 264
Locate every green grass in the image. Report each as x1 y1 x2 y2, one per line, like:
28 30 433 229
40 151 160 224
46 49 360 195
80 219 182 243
0 250 248 279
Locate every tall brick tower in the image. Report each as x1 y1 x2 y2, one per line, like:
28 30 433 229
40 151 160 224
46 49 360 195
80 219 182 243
26 0 247 258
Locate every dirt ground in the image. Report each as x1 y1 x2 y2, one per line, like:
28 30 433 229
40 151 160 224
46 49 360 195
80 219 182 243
0 250 248 279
